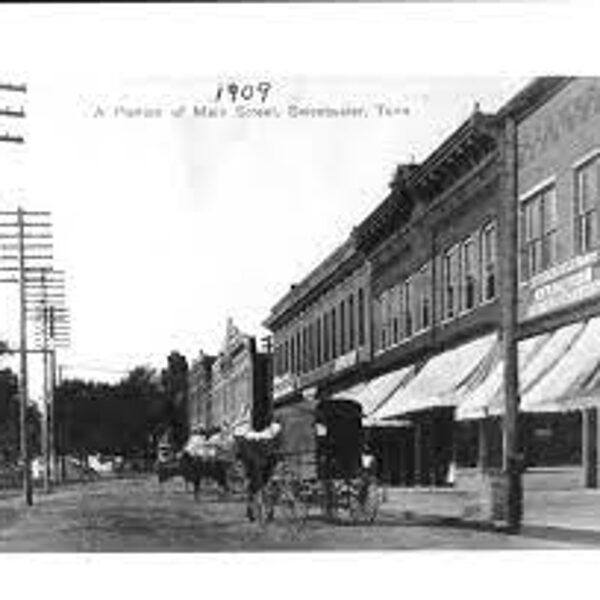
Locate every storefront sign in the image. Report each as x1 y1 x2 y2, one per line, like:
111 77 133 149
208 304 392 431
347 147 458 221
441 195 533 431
521 251 600 320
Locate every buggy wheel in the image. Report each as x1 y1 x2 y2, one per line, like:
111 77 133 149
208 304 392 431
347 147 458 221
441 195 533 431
278 482 308 530
248 488 271 527
348 478 381 524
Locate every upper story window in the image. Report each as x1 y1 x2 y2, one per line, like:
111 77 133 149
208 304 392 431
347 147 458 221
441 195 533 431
521 185 558 280
575 156 599 255
330 306 337 360
443 245 460 320
404 277 414 338
309 321 314 372
302 326 309 374
323 311 330 363
315 317 322 368
481 221 497 301
379 289 390 351
461 237 477 312
391 285 401 345
416 263 432 332
339 299 347 355
348 293 356 350
295 329 302 375
288 332 294 375
357 288 366 346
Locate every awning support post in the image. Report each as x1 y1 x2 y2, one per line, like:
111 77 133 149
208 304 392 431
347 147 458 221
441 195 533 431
414 420 422 486
478 418 489 471
582 408 598 489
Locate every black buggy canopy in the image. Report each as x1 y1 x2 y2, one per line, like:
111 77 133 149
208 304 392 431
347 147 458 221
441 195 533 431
274 397 364 480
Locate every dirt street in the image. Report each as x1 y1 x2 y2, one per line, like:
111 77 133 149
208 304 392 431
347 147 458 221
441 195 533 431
0 476 585 551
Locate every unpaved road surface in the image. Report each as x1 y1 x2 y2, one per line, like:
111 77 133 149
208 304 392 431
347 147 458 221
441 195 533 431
0 476 585 551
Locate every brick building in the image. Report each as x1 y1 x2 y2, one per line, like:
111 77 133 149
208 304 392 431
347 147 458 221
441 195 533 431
210 318 271 432
354 109 503 486
187 350 215 433
455 77 600 491
264 77 600 496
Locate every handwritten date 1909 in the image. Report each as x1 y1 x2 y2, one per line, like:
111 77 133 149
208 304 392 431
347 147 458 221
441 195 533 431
215 82 272 104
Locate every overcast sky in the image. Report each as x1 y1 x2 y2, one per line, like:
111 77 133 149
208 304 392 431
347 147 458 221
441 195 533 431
0 3 597 390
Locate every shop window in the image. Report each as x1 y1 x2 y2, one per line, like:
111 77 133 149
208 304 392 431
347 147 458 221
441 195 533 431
521 186 558 280
523 413 582 467
481 222 497 301
443 245 460 320
461 237 477 312
575 157 599 255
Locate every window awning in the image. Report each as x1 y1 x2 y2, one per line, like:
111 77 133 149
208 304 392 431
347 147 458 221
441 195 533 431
523 317 600 413
456 321 586 420
330 366 415 424
373 333 497 419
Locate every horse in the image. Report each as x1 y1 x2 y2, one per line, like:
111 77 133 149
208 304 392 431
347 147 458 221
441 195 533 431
156 452 233 500
178 452 232 500
234 435 281 522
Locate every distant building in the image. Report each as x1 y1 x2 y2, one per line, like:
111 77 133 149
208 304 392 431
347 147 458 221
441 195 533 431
187 350 215 433
210 319 271 432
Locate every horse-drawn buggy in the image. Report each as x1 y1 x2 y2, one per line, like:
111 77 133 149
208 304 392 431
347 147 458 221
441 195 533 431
156 429 245 499
234 398 381 528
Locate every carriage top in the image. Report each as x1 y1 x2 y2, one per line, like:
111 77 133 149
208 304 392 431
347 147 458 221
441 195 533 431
235 398 367 483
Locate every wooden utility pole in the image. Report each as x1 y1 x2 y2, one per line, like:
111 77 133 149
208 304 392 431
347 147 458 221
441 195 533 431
0 208 55 506
40 271 51 493
29 270 69 487
49 346 57 483
17 208 33 505
499 116 522 533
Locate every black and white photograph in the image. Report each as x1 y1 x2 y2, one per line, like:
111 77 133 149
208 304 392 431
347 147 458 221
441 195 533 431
1 5 600 594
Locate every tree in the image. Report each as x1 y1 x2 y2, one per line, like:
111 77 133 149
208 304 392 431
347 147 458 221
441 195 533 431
53 366 169 463
0 368 19 464
0 368 41 464
161 351 189 448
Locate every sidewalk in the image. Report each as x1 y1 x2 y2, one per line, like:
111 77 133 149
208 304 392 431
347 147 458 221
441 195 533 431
380 486 600 545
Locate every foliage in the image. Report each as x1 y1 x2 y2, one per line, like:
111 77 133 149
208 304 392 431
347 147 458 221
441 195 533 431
160 351 189 449
54 365 169 459
0 368 42 465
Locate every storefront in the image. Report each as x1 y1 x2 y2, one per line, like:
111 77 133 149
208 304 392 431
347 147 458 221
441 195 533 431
360 333 498 486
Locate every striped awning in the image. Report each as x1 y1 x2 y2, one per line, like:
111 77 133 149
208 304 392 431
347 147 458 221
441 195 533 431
372 333 497 419
330 366 415 424
456 321 587 420
523 317 600 413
